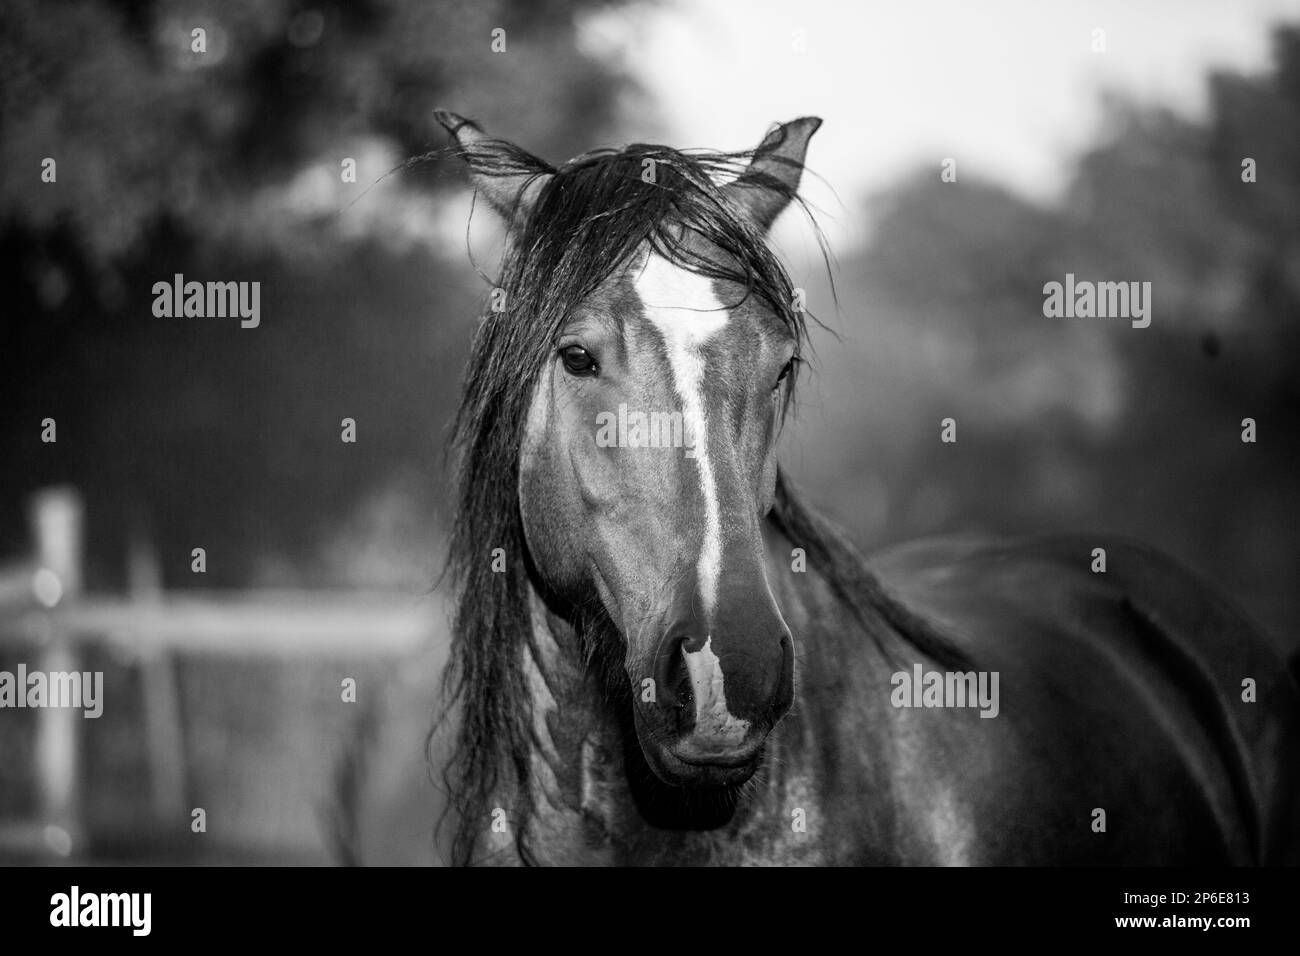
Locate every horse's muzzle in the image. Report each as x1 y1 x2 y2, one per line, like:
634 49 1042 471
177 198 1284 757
635 621 795 788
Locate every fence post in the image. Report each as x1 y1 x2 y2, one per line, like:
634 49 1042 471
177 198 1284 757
128 533 188 833
28 486 84 857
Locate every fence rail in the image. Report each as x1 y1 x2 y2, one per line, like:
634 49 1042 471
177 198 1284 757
4 592 434 656
0 485 440 861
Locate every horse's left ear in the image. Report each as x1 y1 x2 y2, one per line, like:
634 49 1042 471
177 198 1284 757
434 110 553 227
723 117 822 232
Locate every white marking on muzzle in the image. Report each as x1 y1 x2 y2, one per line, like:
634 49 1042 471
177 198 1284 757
633 252 727 619
682 636 751 743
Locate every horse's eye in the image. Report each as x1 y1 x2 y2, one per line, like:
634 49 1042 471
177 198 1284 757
775 358 795 389
560 345 598 377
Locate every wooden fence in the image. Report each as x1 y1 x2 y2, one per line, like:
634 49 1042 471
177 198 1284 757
0 485 438 860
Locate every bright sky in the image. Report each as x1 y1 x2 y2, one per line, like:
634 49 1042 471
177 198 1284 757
582 0 1298 251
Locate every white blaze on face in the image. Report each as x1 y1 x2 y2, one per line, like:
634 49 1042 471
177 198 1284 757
682 637 751 743
635 252 749 743
633 251 728 618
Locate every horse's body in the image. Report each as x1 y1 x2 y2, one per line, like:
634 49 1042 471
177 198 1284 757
430 111 1300 866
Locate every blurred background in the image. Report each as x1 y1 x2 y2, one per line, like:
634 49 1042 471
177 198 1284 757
0 0 1295 864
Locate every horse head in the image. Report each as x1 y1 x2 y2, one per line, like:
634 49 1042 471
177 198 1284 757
439 110 819 792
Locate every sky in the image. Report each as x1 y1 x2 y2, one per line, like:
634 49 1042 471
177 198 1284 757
581 0 1299 251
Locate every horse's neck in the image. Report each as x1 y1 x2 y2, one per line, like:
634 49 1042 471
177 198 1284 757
517 589 629 864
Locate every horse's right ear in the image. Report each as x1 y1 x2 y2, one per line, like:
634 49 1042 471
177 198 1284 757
434 110 553 226
722 117 822 232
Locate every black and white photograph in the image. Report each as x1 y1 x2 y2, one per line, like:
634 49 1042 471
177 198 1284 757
0 0 1297 933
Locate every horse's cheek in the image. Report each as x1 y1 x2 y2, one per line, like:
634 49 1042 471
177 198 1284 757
519 444 583 587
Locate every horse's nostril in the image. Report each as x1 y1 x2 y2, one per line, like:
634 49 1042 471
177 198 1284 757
773 629 796 714
652 632 693 712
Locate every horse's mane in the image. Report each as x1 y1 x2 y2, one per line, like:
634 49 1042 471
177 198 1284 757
433 135 968 865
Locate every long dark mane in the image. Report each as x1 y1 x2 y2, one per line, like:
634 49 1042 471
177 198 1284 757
434 134 968 865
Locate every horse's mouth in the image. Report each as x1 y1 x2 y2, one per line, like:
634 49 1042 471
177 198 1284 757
657 748 761 788
638 730 766 789
670 737 763 768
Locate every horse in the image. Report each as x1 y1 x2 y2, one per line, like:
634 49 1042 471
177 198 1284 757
430 109 1300 866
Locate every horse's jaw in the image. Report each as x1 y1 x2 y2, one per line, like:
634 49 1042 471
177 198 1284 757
521 589 772 851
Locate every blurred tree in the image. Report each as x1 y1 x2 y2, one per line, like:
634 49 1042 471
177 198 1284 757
0 0 632 263
0 0 639 586
804 24 1299 647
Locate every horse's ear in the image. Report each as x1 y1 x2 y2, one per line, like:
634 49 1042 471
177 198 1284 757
434 110 553 226
723 117 822 232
